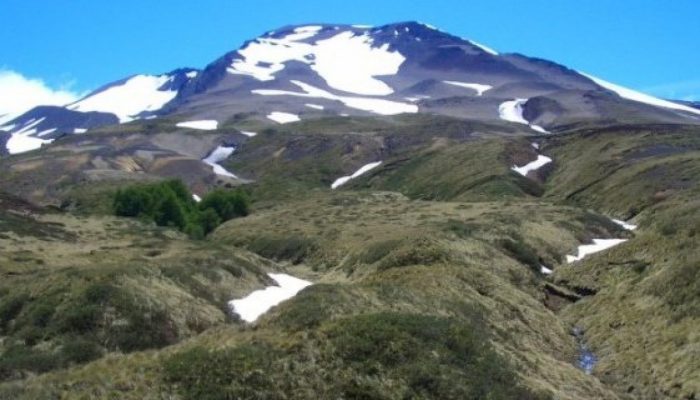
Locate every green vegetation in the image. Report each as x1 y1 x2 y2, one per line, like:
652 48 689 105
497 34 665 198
1 121 699 399
113 179 249 238
160 312 547 400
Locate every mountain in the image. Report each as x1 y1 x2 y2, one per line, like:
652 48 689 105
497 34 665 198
0 69 198 155
0 22 699 400
3 22 700 156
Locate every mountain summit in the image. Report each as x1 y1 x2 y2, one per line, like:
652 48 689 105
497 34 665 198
2 22 699 155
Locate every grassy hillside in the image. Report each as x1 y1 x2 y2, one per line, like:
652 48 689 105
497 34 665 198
0 122 697 399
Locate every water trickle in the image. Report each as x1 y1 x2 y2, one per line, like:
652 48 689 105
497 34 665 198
573 326 598 374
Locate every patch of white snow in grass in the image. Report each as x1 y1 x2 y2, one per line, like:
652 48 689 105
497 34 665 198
540 265 553 275
253 81 417 115
176 120 219 130
267 112 300 124
531 142 540 150
69 75 178 123
305 103 325 110
611 219 637 231
566 239 628 263
240 131 257 137
443 81 493 96
331 161 382 189
512 155 552 176
581 72 700 116
202 145 238 178
229 273 312 323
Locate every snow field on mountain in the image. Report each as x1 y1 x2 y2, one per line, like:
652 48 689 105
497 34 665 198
202 145 237 178
267 112 300 124
176 120 219 130
229 27 406 96
468 39 499 55
498 98 529 124
253 80 417 115
229 273 312 323
443 81 493 96
68 74 179 123
5 117 53 154
331 161 382 189
498 98 550 133
581 72 700 116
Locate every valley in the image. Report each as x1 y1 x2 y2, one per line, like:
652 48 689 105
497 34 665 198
0 20 698 400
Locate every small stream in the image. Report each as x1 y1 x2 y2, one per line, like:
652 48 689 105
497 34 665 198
573 326 597 374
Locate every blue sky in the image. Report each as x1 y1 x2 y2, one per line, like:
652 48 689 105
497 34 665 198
1 0 699 100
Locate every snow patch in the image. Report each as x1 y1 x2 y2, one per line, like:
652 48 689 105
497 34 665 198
5 118 54 154
229 29 405 96
253 80 417 115
443 80 493 96
331 161 382 189
6 135 52 154
305 103 325 110
499 99 529 124
229 273 312 323
240 130 257 137
176 120 219 130
267 112 300 124
611 219 637 231
540 265 553 275
468 40 499 55
566 239 627 263
202 145 238 178
73 128 88 134
498 99 548 132
512 155 552 176
68 74 178 123
186 71 199 79
581 72 700 116
192 194 202 202
530 125 549 134
36 128 57 137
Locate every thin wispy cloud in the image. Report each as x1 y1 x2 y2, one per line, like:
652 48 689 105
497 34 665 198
642 79 700 101
0 69 83 126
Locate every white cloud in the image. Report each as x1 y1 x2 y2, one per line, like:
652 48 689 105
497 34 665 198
0 69 82 126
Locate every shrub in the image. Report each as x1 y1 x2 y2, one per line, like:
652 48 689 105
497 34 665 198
61 338 102 364
247 235 317 264
162 345 275 399
499 236 540 272
113 179 250 238
328 312 546 399
199 189 250 220
0 294 28 332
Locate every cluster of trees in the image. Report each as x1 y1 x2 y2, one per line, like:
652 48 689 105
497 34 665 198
113 179 249 238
